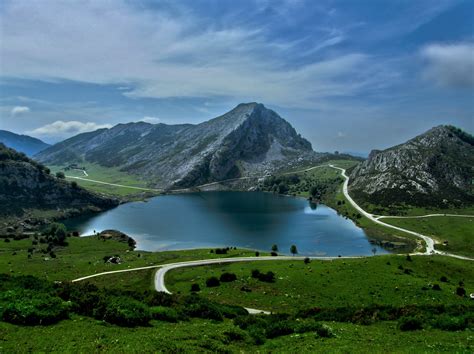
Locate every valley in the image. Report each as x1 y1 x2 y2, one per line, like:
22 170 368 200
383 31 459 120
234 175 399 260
0 106 472 353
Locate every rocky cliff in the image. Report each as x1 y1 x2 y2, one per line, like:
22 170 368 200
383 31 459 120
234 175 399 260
36 103 316 188
349 125 474 207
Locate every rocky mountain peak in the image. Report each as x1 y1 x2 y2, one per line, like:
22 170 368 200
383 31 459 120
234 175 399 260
349 125 474 207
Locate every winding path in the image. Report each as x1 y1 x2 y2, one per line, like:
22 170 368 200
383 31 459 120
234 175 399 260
328 165 473 261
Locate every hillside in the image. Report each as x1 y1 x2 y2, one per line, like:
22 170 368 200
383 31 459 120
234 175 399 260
349 125 474 208
36 103 318 188
0 130 50 156
0 143 118 216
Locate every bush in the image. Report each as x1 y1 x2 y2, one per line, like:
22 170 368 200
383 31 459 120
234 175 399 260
220 272 237 282
181 297 223 321
432 284 442 291
265 319 295 338
432 314 469 331
440 276 448 282
398 316 423 331
150 306 180 323
206 276 220 287
304 257 311 264
190 283 200 292
456 287 466 297
315 323 335 338
97 296 151 327
1 290 70 325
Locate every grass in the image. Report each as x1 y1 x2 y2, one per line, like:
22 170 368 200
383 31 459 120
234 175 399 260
167 255 474 313
0 235 265 283
383 216 474 257
48 163 158 197
1 315 471 353
1 235 473 352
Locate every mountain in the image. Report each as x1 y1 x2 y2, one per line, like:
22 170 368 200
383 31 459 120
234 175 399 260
349 125 474 207
0 130 50 156
0 143 118 216
36 103 316 188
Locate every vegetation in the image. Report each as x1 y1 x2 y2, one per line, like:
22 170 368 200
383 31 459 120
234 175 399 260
382 216 474 257
48 162 157 198
167 255 474 313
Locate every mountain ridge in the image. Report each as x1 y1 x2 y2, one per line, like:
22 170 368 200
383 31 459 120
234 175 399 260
0 130 50 156
36 103 317 188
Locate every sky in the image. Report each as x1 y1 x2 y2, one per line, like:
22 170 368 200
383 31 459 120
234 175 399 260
0 0 473 155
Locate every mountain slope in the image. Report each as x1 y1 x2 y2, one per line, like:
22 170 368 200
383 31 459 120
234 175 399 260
36 103 315 188
349 125 474 207
0 130 50 156
0 143 118 215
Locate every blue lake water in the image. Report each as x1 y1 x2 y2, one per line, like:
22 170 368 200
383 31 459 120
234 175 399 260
64 191 389 256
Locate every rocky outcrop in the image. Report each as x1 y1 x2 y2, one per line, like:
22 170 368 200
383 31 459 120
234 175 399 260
349 125 474 207
36 103 315 188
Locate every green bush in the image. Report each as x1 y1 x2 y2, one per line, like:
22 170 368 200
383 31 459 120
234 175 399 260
206 276 220 287
220 272 237 282
398 316 423 331
432 314 469 331
150 306 180 323
1 290 70 325
96 296 151 327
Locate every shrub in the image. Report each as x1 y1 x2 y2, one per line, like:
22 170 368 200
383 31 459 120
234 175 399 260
315 323 335 338
190 283 201 292
255 251 260 257
220 272 237 282
456 287 466 297
1 290 70 325
270 251 278 256
97 296 151 327
55 172 65 179
206 276 220 287
432 284 442 291
398 316 423 331
251 269 261 278
181 298 223 321
440 276 448 282
432 314 469 331
265 319 295 338
150 306 180 323
304 257 311 264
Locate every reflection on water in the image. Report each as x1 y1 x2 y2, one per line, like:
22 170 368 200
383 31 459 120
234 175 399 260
64 191 389 256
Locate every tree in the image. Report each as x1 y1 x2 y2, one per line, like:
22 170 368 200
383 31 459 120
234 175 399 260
372 247 377 256
271 244 279 252
290 245 298 256
304 257 310 264
56 171 65 179
71 181 78 188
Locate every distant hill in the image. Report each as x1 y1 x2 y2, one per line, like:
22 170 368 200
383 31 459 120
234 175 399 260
349 125 474 208
0 143 118 216
0 130 50 156
36 103 323 188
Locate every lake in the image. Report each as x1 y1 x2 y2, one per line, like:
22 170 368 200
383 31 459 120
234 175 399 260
64 191 389 256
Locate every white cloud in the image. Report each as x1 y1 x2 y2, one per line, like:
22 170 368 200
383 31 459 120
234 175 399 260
0 0 385 109
27 120 112 139
140 116 160 124
11 106 30 116
421 43 474 88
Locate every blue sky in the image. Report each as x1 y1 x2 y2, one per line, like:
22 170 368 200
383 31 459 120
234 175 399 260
0 0 473 154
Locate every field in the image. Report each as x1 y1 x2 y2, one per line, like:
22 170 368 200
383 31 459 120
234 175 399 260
1 235 473 352
1 316 471 353
383 216 474 257
48 163 158 197
166 255 473 313
0 235 264 282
